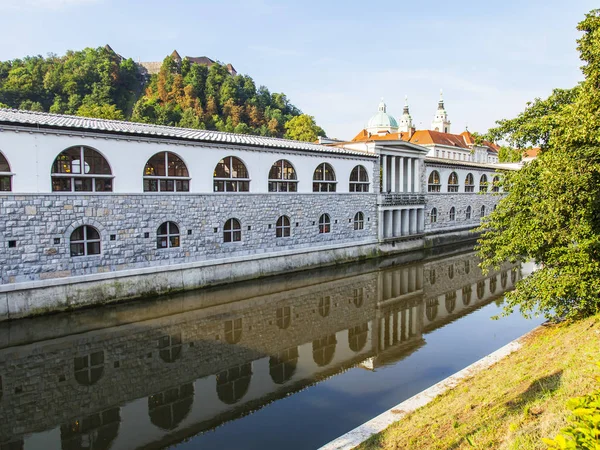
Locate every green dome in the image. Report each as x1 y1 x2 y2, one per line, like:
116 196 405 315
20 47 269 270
367 100 398 130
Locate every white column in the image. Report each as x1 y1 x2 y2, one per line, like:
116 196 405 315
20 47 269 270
417 209 425 233
378 210 384 241
384 210 392 238
399 156 405 193
409 209 417 234
401 209 409 235
406 158 413 193
393 209 401 237
390 156 396 193
381 155 387 193
413 159 420 192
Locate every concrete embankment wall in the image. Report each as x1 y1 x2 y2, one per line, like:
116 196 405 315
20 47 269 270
0 240 381 321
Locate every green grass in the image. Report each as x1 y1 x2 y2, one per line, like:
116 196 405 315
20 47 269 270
357 314 600 450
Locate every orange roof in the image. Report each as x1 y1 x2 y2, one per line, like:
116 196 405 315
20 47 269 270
408 130 470 149
460 130 475 145
523 147 540 158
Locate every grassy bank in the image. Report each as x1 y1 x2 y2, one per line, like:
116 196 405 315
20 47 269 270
358 314 600 450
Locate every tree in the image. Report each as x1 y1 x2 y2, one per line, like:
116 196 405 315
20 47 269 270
77 104 125 120
284 114 326 142
477 9 600 320
498 146 522 163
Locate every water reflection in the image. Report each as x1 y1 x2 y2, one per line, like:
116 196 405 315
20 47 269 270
0 249 521 449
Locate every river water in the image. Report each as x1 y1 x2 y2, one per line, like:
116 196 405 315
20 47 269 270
0 245 543 450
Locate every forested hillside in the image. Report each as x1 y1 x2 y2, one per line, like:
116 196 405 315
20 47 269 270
0 46 325 141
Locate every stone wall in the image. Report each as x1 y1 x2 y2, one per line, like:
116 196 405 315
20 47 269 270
0 193 377 284
424 192 501 233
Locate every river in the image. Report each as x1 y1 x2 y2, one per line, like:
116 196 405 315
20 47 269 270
0 245 544 449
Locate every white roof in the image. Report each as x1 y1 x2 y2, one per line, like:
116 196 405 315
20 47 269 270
0 108 375 158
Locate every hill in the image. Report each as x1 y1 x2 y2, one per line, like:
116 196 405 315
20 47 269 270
0 46 325 141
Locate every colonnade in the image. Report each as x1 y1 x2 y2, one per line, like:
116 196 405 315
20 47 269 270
379 207 425 239
381 154 420 193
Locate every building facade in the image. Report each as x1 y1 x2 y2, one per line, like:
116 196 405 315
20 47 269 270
0 108 506 319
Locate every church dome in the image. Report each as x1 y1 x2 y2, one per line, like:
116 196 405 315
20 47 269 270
367 100 398 132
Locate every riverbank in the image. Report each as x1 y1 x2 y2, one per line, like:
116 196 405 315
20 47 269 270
356 313 600 450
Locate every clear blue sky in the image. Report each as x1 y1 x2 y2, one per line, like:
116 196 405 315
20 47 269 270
0 0 596 139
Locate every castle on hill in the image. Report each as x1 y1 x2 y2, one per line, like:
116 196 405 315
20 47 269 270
138 50 237 76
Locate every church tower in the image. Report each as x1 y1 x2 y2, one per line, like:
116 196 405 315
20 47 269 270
431 89 451 133
398 96 413 132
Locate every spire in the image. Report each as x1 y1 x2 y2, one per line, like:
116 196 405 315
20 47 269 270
403 95 410 115
438 88 445 110
398 95 413 133
378 97 386 113
170 49 182 61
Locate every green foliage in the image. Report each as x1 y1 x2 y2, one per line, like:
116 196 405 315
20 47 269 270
0 47 324 140
284 114 325 142
498 146 523 163
542 363 600 449
477 9 600 320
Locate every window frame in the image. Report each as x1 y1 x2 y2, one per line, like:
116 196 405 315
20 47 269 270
312 163 337 192
70 225 101 257
466 205 472 220
353 211 364 230
157 221 180 249
275 215 291 238
430 207 438 223
492 175 501 192
268 159 298 192
143 151 190 193
318 213 331 234
449 206 456 221
481 205 486 217
447 172 459 192
224 218 242 243
51 146 113 193
0 152 13 192
465 173 474 192
479 174 488 192
349 165 370 192
428 170 441 192
214 156 250 192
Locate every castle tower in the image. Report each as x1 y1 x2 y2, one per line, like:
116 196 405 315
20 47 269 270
431 89 451 133
398 95 413 132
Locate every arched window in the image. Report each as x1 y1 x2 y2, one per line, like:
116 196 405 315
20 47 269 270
148 384 194 430
349 165 370 192
353 212 364 230
430 207 438 224
477 280 486 299
61 408 120 450
276 306 291 330
225 318 242 344
275 215 291 238
348 323 369 352
466 206 472 220
0 152 12 191
313 163 336 192
426 299 438 321
157 222 180 249
465 173 474 192
214 156 250 192
480 205 486 217
428 171 441 192
268 159 297 192
269 347 298 384
158 333 182 363
479 174 488 192
445 292 456 313
448 264 454 279
70 225 101 257
489 277 497 294
74 351 104 385
144 152 190 192
492 175 500 192
462 285 472 306
312 335 336 366
216 363 252 404
319 214 331 233
353 287 364 307
224 218 242 242
318 296 330 317
449 206 456 221
52 146 112 192
448 172 459 192
501 271 508 289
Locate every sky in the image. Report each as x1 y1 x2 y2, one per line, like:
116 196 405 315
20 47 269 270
0 0 596 139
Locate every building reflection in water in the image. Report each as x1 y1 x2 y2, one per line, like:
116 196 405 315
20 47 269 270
0 250 521 449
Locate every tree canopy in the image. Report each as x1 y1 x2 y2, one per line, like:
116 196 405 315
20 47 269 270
477 9 600 320
0 47 325 141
